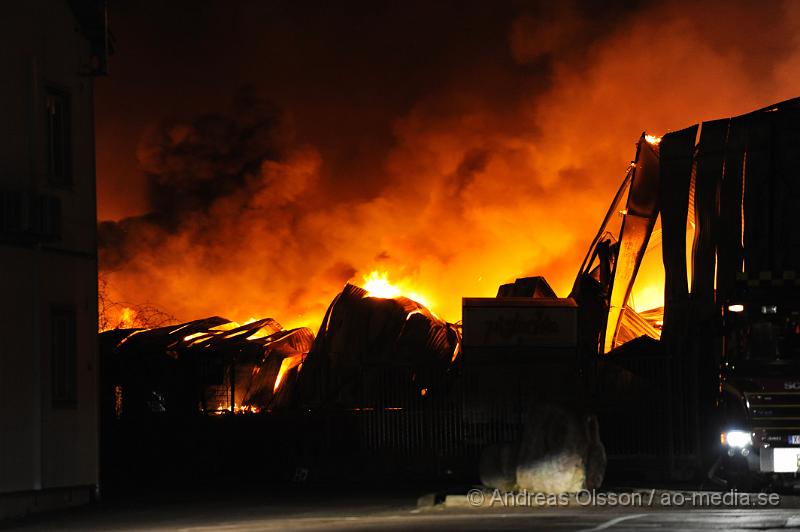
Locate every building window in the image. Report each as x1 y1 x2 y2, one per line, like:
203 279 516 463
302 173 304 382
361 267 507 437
45 87 72 186
52 307 77 407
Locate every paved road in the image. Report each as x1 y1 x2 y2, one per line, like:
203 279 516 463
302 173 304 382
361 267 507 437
4 489 800 531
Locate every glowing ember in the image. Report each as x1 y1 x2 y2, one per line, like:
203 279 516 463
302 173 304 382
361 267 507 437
362 270 433 309
183 331 207 342
212 404 260 415
450 342 461 364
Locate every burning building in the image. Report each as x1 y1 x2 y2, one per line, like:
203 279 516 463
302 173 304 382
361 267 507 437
98 275 464 484
98 95 800 491
9 0 791 500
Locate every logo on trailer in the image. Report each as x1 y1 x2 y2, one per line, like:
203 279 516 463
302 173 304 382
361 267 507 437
785 382 800 391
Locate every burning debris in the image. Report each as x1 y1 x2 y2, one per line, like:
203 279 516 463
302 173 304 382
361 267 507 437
99 276 466 485
101 316 314 417
298 282 461 408
101 275 461 418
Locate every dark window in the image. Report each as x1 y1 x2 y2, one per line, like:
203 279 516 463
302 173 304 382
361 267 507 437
45 87 71 186
52 307 77 407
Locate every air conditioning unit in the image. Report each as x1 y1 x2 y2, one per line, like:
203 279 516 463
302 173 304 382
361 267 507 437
0 189 62 243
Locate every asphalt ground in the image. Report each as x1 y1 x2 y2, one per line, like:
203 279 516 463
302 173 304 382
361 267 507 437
4 487 800 531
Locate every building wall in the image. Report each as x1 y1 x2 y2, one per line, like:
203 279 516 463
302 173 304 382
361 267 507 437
0 0 99 508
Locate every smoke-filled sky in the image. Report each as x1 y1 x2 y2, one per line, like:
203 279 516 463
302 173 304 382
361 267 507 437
96 0 800 330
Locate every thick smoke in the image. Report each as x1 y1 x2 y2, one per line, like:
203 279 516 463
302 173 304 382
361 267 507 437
98 0 800 329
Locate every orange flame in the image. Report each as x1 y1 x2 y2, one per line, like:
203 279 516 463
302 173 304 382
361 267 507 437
273 354 304 393
212 404 260 415
99 306 139 332
182 318 269 343
362 270 433 309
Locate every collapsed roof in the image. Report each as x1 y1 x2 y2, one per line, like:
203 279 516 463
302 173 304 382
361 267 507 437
101 284 462 416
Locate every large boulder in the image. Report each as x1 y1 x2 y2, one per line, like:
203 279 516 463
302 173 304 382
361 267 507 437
480 404 606 493
584 415 607 490
479 442 519 492
516 404 606 493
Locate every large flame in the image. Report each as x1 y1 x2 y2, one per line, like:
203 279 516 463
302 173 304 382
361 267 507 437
362 270 433 309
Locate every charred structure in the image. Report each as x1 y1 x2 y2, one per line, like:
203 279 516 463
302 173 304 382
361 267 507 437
99 98 800 491
571 98 800 484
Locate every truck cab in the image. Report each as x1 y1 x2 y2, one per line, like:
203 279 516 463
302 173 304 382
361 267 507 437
718 275 800 485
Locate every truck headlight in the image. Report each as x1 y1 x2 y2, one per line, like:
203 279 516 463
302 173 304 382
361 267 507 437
721 430 752 448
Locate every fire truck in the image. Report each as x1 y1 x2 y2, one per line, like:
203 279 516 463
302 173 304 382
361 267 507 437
464 97 800 487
